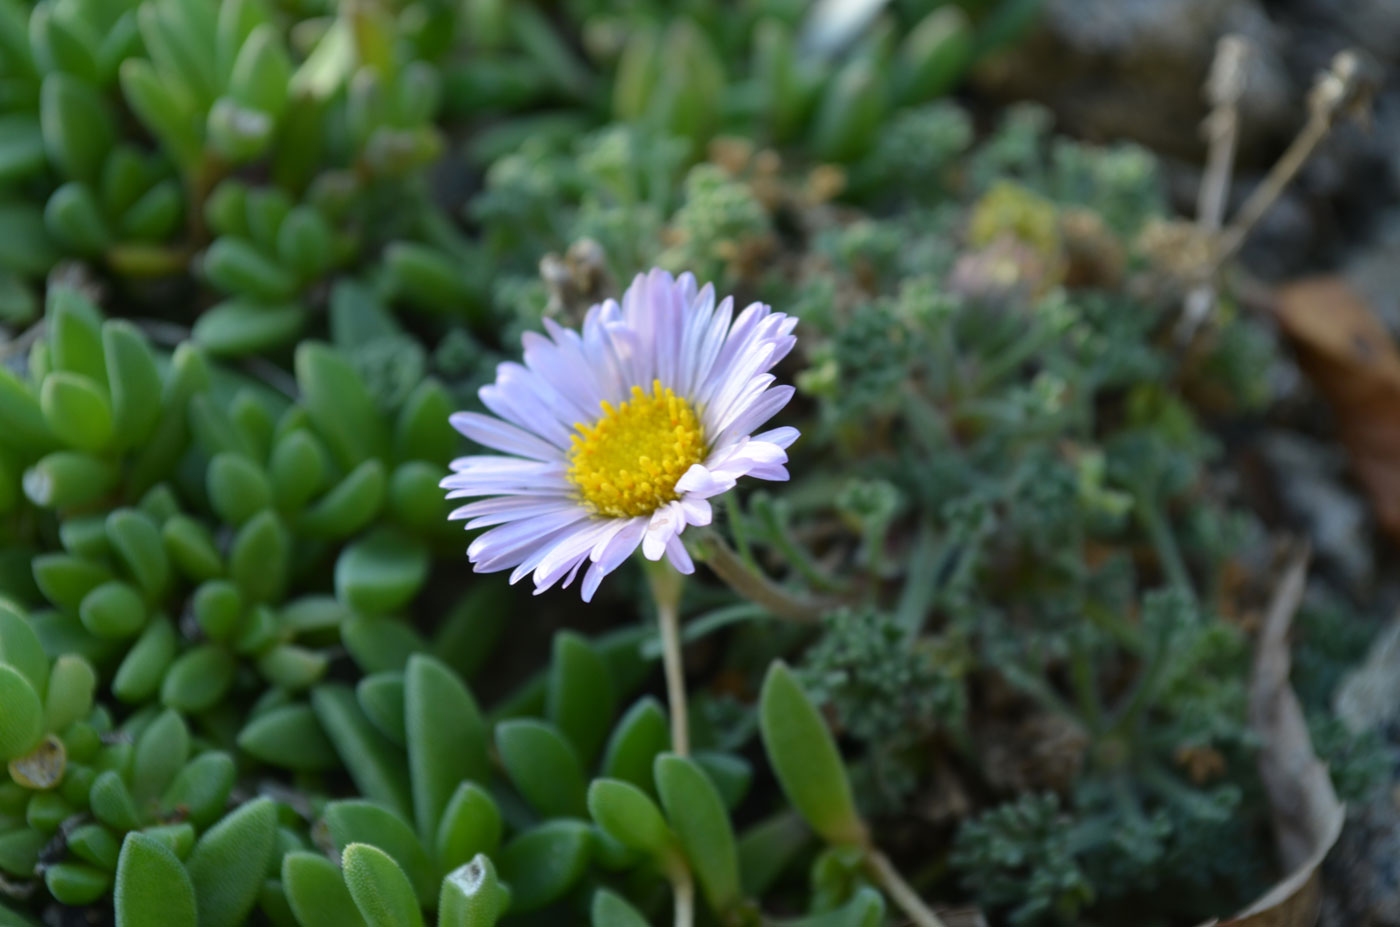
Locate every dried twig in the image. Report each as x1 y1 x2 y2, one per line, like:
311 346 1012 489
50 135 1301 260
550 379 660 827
1179 35 1249 341
1215 50 1377 267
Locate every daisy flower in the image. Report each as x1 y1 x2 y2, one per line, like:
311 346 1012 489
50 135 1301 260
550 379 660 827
441 268 799 601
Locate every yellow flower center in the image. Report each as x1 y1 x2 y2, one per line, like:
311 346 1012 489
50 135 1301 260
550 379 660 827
567 380 705 518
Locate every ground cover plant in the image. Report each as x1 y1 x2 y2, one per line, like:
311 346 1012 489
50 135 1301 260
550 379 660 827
0 1 1386 926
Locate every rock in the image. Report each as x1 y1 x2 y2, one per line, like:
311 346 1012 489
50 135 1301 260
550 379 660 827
1256 432 1373 590
971 0 1295 162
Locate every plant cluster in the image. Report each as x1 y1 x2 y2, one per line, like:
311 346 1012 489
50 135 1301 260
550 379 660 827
0 0 1360 926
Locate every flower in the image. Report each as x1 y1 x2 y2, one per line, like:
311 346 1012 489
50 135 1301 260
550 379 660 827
442 268 798 600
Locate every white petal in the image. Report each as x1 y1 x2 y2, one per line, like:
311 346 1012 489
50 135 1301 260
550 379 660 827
753 426 800 449
449 412 563 461
641 502 684 561
580 517 648 602
711 385 795 448
469 508 590 565
665 534 694 574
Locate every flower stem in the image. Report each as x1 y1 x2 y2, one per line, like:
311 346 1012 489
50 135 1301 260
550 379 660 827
671 866 695 927
645 561 690 756
699 531 829 623
865 850 947 927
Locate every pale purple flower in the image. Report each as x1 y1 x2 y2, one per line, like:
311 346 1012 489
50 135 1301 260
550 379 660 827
441 268 799 601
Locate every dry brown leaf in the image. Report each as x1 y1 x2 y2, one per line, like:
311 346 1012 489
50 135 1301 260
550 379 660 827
1197 547 1345 927
1272 277 1400 540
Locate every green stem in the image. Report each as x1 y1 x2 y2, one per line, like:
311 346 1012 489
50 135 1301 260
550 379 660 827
671 865 695 927
865 851 946 927
698 531 830 623
645 561 689 757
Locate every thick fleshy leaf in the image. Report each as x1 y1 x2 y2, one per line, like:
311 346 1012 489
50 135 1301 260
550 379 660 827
295 342 388 469
587 778 679 865
435 782 502 876
229 509 289 604
114 833 198 927
324 800 433 906
497 820 593 913
0 604 48 695
79 580 147 639
105 508 170 601
112 618 176 703
495 719 587 819
161 645 236 713
238 704 338 772
335 528 429 616
311 685 412 820
547 631 616 767
655 753 741 914
44 862 111 905
591 888 652 927
356 672 406 745
131 708 189 802
342 616 426 676
207 452 273 526
404 654 489 845
341 843 424 927
601 697 669 797
298 459 386 540
40 372 112 451
282 851 367 927
758 661 866 846
0 665 43 761
438 854 509 927
160 752 236 828
102 320 163 450
187 797 278 927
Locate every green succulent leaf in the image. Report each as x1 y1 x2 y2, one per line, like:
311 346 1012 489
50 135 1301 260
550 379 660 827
654 753 741 914
112 617 177 704
600 698 669 796
0 664 43 761
229 509 289 604
295 342 389 470
44 862 111 905
187 797 278 927
283 851 368 927
341 842 425 927
43 657 91 735
105 508 171 601
131 708 189 802
40 371 113 451
435 782 502 876
324 799 434 906
311 684 413 820
403 654 489 846
238 703 338 772
495 718 588 819
590 888 652 927
587 778 680 865
160 752 236 828
0 604 49 695
547 631 617 767
335 527 429 616
356 672 407 745
298 458 387 540
114 833 199 927
758 661 867 847
161 644 236 713
497 820 593 913
438 854 510 927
